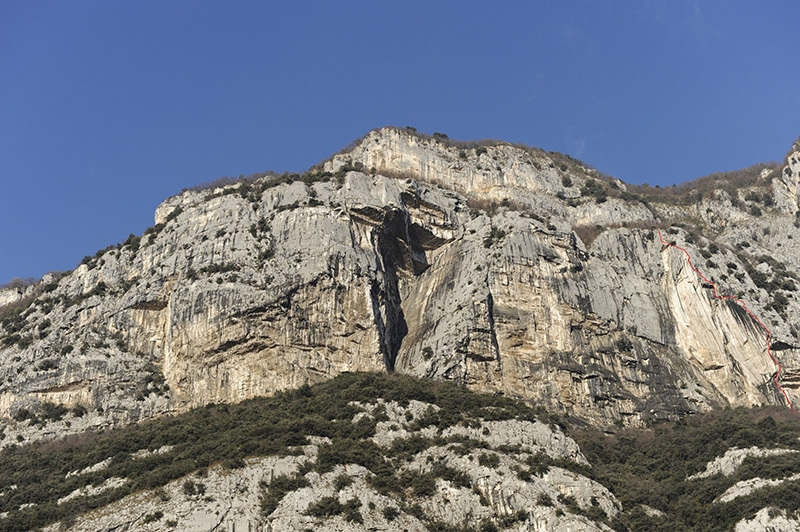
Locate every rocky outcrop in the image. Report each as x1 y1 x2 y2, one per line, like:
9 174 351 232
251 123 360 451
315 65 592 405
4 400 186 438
688 446 799 480
686 444 800 511
735 507 800 532
717 473 800 503
2 127 800 446
773 139 800 215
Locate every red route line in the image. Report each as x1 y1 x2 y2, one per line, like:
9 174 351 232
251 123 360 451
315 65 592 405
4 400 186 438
657 229 795 411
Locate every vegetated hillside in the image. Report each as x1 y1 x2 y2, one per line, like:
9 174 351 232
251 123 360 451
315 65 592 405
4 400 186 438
0 373 799 531
574 406 800 531
0 373 598 531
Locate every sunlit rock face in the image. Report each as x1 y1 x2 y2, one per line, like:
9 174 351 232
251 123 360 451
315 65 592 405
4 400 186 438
2 127 799 444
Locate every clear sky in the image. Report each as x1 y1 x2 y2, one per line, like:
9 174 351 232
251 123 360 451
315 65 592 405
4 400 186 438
1 1 799 284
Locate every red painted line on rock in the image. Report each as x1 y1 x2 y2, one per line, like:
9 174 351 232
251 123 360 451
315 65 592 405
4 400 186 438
657 229 794 411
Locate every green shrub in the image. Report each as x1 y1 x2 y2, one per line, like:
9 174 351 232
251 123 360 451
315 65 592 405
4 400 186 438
616 338 633 352
36 359 58 371
407 503 426 520
142 511 163 523
333 473 353 491
382 506 400 521
260 473 308 517
316 439 383 474
183 479 206 496
484 226 506 248
40 402 68 422
15 334 32 348
744 192 761 203
557 493 581 514
524 453 551 477
430 462 471 488
479 520 500 532
249 217 271 238
258 246 275 261
478 453 500 468
305 495 343 518
410 472 437 497
305 495 362 522
497 509 528 527
123 234 140 253
13 408 37 423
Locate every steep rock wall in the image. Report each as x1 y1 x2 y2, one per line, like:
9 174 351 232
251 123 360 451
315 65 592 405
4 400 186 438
2 128 799 445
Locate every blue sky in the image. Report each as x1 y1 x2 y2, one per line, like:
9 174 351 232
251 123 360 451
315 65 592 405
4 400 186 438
1 1 799 284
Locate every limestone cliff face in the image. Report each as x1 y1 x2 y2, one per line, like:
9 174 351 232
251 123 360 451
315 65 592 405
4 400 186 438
2 128 800 444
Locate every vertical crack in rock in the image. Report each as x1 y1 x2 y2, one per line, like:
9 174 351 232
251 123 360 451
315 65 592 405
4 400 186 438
369 278 406 372
486 290 502 371
370 210 411 372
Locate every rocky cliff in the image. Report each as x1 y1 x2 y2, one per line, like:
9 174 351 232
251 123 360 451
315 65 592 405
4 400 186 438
2 127 800 446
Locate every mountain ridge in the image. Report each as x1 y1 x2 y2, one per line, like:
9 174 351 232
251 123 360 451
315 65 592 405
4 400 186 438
2 127 800 530
1 126 800 440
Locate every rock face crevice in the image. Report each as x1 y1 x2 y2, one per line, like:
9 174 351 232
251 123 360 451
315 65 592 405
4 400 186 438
2 127 800 444
368 264 406 373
